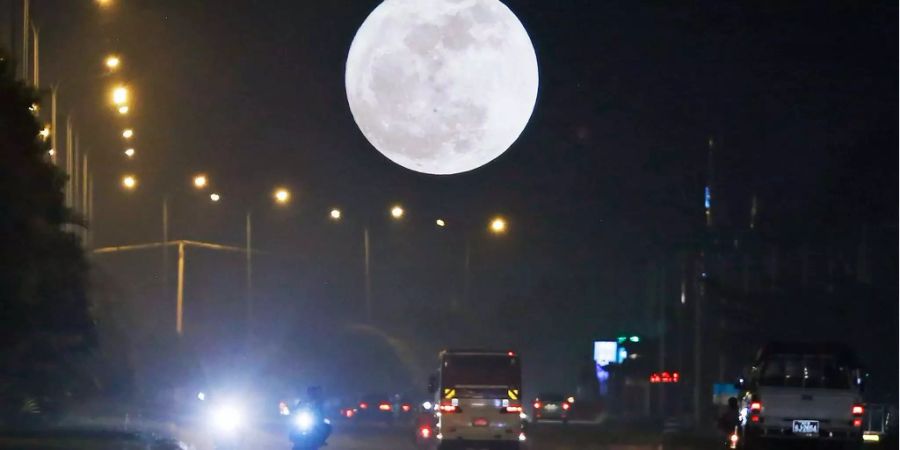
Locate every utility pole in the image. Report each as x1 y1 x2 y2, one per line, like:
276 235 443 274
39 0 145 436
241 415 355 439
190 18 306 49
65 115 72 208
658 263 667 415
162 198 168 300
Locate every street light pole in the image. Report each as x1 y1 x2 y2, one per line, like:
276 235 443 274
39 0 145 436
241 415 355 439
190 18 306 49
21 0 28 82
364 226 372 323
176 241 185 335
245 211 253 338
30 21 37 87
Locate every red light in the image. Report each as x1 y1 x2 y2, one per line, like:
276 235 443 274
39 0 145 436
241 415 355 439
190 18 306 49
533 401 542 410
673 372 680 382
439 401 459 413
852 405 864 416
562 402 570 410
379 402 392 411
853 418 863 427
507 351 515 357
503 404 523 413
419 427 431 438
359 402 368 409
750 401 762 412
650 373 662 383
402 404 411 412
750 415 760 423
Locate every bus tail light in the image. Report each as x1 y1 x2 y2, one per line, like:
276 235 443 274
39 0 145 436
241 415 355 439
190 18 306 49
502 404 523 413
439 401 460 413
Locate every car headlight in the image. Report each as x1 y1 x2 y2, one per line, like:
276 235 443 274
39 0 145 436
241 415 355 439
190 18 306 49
211 404 243 432
295 411 315 431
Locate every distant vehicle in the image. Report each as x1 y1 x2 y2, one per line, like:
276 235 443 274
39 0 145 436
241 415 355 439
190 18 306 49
428 349 525 450
532 393 572 424
735 342 865 449
355 393 394 423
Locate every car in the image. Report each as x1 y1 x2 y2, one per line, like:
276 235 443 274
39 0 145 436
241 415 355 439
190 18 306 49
736 342 866 450
532 393 572 423
355 393 394 423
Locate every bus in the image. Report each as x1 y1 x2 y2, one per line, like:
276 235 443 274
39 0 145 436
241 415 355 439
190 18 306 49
429 349 525 450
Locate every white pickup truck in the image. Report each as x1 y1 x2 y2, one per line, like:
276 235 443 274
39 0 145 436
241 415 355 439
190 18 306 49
736 342 865 450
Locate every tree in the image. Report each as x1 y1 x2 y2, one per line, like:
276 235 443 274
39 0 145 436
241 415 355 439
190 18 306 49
0 51 96 421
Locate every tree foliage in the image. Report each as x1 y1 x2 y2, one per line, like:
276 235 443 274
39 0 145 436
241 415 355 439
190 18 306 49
0 51 96 419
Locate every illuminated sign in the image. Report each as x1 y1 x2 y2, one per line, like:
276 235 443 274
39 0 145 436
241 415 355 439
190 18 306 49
593 341 618 367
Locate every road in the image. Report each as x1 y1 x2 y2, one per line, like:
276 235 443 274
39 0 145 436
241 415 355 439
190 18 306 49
176 421 719 450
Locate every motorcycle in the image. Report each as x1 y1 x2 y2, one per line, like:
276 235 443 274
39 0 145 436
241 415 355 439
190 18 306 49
288 405 331 450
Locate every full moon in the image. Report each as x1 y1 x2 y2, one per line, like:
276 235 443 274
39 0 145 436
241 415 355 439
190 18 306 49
345 0 539 175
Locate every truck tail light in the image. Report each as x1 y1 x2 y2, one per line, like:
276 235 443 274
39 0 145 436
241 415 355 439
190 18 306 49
852 405 864 416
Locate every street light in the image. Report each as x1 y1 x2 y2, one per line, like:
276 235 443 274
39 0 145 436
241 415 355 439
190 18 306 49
330 208 342 220
193 174 208 189
105 55 121 71
121 174 137 190
274 188 291 204
210 193 221 202
122 128 134 139
124 148 135 158
112 86 128 105
436 219 446 227
489 216 507 234
390 205 404 219
118 105 129 115
38 124 50 140
96 0 112 6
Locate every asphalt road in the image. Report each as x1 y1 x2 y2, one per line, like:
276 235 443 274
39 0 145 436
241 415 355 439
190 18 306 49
175 421 719 450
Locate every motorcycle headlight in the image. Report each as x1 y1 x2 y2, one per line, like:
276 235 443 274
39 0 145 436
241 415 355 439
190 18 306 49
295 411 315 431
211 404 243 432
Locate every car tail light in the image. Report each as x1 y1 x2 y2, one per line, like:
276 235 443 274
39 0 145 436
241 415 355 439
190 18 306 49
378 402 392 411
562 402 570 410
750 401 762 412
533 401 542 410
359 402 368 409
401 403 411 412
419 426 431 438
439 401 460 413
502 404 523 413
344 409 354 418
852 405 864 416
750 415 760 423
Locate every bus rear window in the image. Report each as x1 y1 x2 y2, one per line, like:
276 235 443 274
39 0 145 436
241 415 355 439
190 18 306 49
758 354 852 389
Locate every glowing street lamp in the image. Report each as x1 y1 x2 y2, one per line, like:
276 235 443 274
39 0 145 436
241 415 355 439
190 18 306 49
274 188 290 204
121 174 137 190
112 86 128 105
118 105 129 115
209 193 221 202
105 55 121 71
96 0 112 6
38 124 50 140
330 208 342 220
489 217 507 234
124 148 135 158
390 205 404 219
122 128 134 139
193 174 208 189
436 219 446 227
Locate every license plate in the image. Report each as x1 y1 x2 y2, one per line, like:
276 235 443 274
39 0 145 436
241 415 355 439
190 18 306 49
472 418 489 427
545 404 558 411
792 420 819 436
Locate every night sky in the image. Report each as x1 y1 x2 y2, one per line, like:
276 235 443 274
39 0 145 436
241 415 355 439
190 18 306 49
7 0 897 395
